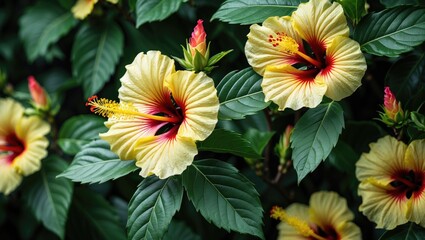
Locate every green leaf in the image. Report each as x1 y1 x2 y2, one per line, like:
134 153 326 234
380 0 425 8
217 68 269 120
135 0 184 27
58 115 107 155
127 176 183 240
379 222 425 240
354 6 425 57
66 188 126 240
19 1 77 61
163 220 201 240
386 51 425 106
182 159 264 239
22 156 73 239
243 128 274 155
197 129 261 159
290 101 344 183
58 140 138 184
212 0 302 25
335 0 366 25
327 140 359 174
72 21 124 98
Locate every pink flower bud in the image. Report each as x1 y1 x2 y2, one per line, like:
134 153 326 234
189 19 207 56
28 76 48 108
383 87 401 120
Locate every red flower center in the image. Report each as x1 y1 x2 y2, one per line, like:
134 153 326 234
312 224 339 240
152 93 184 137
389 169 425 200
0 134 24 164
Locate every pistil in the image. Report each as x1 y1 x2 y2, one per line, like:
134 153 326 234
86 96 181 123
271 206 327 240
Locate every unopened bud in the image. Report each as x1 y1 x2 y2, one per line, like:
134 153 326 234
28 76 48 109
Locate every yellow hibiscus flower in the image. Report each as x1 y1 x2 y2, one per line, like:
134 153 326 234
86 51 219 179
245 0 366 110
356 136 425 230
72 0 119 20
271 191 361 240
0 98 50 195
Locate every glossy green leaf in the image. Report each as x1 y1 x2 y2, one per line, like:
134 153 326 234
58 115 107 155
354 6 425 57
290 101 344 183
217 111 269 133
197 129 261 159
327 140 359 174
386 52 425 106
217 67 269 120
379 222 425 240
58 140 138 184
182 159 264 239
22 156 73 239
243 128 274 155
136 0 184 27
335 0 366 25
163 220 201 240
19 1 77 61
212 0 302 25
380 0 425 8
127 176 183 240
72 21 124 98
66 188 126 240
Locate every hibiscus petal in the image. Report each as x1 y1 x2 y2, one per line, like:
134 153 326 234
356 136 407 183
318 36 366 101
405 139 425 227
164 71 218 141
118 51 175 114
100 118 164 160
309 191 354 231
71 0 97 20
262 64 327 110
0 165 22 195
245 16 301 75
0 98 24 136
134 133 197 179
292 0 349 51
13 116 50 176
358 180 408 230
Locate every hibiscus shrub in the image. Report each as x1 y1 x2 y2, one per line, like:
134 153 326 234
1 0 425 239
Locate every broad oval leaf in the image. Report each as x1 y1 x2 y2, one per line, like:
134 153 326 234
386 52 425 107
380 0 425 8
354 6 425 57
217 67 269 120
72 21 124 98
290 101 344 183
379 222 425 240
58 114 107 155
58 140 138 184
66 188 126 240
182 159 264 239
127 176 183 240
19 1 77 61
22 156 73 239
136 0 184 27
211 0 302 25
197 129 261 159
